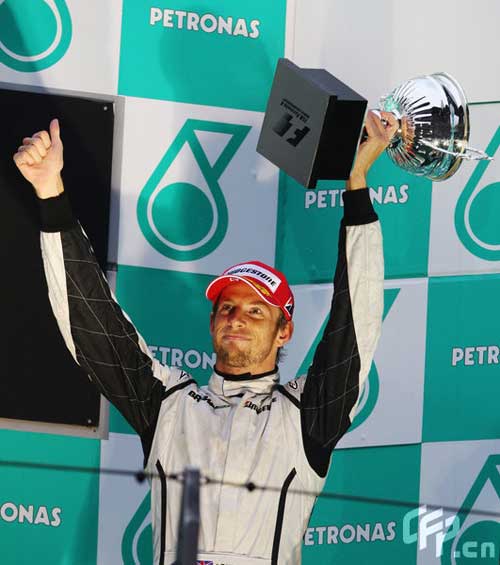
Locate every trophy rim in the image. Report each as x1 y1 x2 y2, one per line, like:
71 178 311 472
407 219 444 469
430 72 470 181
382 71 471 182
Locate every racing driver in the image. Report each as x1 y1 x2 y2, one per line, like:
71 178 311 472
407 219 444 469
13 110 397 564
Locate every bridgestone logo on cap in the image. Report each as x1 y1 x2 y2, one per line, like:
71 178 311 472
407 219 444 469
225 264 282 291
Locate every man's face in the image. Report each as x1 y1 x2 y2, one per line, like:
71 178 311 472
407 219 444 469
210 281 293 375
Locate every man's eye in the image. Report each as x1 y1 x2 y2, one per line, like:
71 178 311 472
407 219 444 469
220 304 232 312
250 307 262 315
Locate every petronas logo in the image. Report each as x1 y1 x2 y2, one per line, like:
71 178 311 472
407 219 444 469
441 455 500 564
455 127 500 260
137 119 251 261
0 0 72 72
121 492 153 565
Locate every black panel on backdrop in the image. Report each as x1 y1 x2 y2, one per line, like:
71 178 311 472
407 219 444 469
0 88 114 427
257 58 367 188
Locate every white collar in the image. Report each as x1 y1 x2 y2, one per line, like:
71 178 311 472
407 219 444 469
208 366 280 398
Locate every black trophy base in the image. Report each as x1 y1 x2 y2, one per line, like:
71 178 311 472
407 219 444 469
257 58 367 188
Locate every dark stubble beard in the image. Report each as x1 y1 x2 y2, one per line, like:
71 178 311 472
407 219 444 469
213 338 275 369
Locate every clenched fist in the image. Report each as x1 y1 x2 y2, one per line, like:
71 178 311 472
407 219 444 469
13 118 65 199
347 110 399 190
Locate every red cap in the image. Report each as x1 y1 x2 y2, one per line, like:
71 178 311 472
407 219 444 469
206 260 294 320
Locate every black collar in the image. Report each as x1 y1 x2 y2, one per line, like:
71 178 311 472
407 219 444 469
214 365 278 381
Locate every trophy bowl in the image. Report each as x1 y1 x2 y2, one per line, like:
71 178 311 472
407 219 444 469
379 72 491 181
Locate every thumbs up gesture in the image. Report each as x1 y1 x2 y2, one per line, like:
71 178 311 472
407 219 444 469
13 118 65 199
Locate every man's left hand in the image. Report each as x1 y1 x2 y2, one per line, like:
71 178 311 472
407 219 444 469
347 110 399 190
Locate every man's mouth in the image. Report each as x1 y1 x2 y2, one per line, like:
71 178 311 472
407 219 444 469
222 334 251 341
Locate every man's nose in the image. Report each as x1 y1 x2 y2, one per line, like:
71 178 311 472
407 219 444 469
227 306 245 326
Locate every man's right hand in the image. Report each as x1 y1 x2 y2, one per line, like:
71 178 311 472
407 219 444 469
13 118 65 199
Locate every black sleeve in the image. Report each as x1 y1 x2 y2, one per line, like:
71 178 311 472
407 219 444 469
300 188 384 477
39 192 169 459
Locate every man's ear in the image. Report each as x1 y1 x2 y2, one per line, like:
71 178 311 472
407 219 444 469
209 312 214 335
277 320 294 347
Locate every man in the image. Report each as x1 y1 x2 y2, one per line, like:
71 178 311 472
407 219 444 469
14 111 397 565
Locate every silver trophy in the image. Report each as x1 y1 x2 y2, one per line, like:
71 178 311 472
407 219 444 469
376 72 492 181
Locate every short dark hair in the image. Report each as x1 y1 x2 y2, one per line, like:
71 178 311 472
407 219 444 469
211 298 289 364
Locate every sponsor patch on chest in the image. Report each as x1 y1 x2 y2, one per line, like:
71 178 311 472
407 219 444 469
243 397 276 414
187 390 228 410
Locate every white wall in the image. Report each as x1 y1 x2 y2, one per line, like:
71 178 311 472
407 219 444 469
292 0 500 106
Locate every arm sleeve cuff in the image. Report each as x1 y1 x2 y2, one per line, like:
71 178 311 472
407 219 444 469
38 192 77 232
342 188 378 225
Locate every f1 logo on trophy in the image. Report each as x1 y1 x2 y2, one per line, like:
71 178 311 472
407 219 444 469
257 58 492 188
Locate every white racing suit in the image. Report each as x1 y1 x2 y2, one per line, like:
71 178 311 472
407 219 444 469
39 188 383 565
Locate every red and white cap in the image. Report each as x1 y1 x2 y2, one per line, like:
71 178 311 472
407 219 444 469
206 260 295 321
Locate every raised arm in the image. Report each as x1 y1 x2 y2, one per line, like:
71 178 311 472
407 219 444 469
300 111 398 477
13 120 177 460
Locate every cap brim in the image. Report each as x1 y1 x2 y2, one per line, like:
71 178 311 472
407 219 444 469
206 275 281 309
